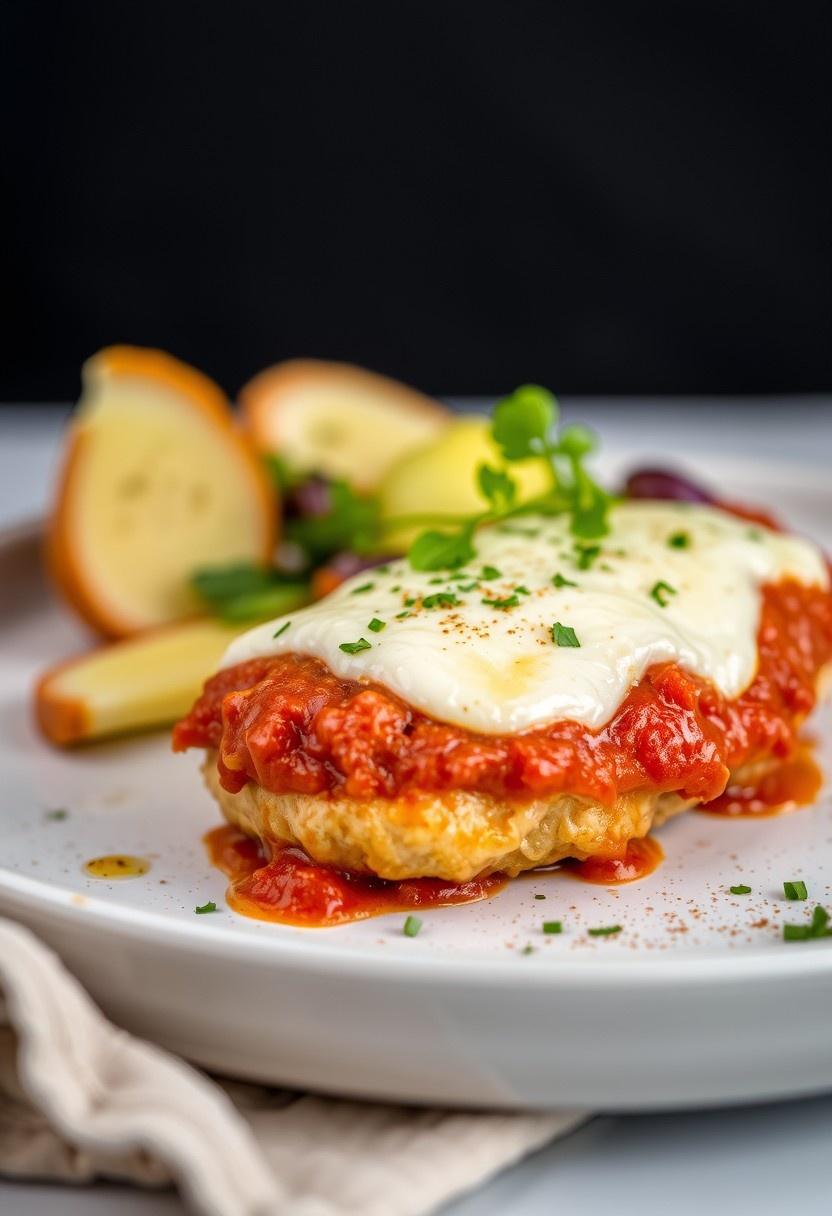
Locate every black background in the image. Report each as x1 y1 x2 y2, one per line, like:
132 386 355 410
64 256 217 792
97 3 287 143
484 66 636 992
2 2 830 402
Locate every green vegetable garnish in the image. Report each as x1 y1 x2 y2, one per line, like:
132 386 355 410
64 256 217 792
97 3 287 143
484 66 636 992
650 580 678 608
783 905 832 941
339 638 372 655
405 385 610 571
730 884 751 895
668 531 691 549
542 921 563 935
574 543 601 571
481 565 502 580
551 622 580 648
482 594 520 610
588 925 622 937
520 944 536 955
350 582 375 595
423 592 462 609
403 915 423 937
273 621 291 639
552 572 577 588
367 618 386 633
45 808 69 822
784 880 808 901
191 564 309 623
195 901 218 915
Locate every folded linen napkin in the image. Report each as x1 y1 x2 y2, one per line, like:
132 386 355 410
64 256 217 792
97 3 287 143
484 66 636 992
0 920 585 1215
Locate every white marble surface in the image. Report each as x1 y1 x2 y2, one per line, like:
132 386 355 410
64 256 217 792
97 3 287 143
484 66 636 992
2 398 831 1215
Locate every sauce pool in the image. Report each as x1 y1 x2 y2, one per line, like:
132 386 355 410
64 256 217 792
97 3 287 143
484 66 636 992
84 854 150 879
204 826 507 927
563 835 664 884
698 747 822 818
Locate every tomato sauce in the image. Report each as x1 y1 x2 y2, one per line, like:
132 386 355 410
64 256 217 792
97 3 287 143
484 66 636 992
563 835 665 884
175 581 832 810
204 824 506 927
698 745 822 818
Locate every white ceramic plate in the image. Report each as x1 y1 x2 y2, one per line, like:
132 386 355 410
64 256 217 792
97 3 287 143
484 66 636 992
3 452 832 1111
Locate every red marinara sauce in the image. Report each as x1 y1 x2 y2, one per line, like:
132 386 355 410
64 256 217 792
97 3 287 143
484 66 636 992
698 745 822 818
174 580 832 809
204 824 507 927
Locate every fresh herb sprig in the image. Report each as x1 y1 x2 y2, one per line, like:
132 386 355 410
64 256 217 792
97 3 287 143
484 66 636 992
407 386 612 572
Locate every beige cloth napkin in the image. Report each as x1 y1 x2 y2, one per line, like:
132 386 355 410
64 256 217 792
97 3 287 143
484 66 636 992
0 920 585 1215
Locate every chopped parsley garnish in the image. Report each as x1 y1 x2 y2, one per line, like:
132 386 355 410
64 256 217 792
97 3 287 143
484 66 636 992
339 638 372 655
650 580 678 608
588 925 622 937
272 621 291 639
195 901 218 914
395 610 412 620
784 880 808 901
542 921 563 935
668 531 691 549
552 572 577 588
428 576 447 585
481 565 502 580
457 581 480 592
783 906 832 941
574 543 601 571
45 808 69 821
423 591 462 609
483 594 520 610
515 584 531 596
367 618 386 633
551 621 581 648
498 524 540 538
403 914 422 937
404 596 417 606
350 582 375 595
520 943 536 955
730 884 752 895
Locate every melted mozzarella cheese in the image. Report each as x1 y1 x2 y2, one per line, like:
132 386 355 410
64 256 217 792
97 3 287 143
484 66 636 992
222 502 828 734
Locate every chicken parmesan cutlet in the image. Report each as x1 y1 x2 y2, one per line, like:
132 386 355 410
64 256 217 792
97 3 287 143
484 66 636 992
174 501 832 895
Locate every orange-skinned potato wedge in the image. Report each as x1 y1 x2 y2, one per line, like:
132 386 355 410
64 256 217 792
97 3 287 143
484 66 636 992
239 358 448 491
48 346 277 638
36 619 242 746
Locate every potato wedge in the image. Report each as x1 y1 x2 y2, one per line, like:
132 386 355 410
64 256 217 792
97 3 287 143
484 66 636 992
36 619 242 746
48 347 277 638
377 416 551 549
239 359 448 490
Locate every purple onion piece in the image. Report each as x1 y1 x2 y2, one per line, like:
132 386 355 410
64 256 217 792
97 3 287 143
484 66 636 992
285 474 333 520
324 551 397 579
623 467 715 504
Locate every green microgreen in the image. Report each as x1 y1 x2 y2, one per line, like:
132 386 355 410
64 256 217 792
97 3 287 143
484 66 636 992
404 386 610 571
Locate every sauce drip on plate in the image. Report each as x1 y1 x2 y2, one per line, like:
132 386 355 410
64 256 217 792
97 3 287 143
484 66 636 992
563 835 664 884
84 854 150 879
204 826 507 927
698 747 822 818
